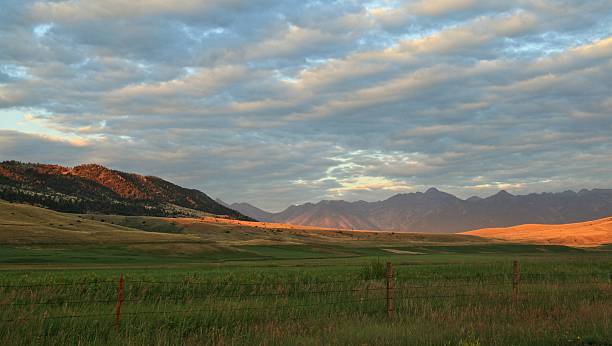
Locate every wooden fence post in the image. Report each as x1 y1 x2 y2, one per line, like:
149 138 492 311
116 273 123 327
512 261 520 304
386 262 393 318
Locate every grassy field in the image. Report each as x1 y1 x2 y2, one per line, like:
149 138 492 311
1 201 612 345
1 253 611 345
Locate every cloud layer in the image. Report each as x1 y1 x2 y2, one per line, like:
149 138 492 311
1 0 611 211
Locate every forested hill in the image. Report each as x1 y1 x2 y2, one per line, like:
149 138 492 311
0 161 251 220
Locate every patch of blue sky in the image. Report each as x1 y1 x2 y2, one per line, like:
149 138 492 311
33 23 54 38
274 70 298 83
0 109 52 134
503 28 611 58
68 58 91 70
181 25 226 42
0 108 100 143
502 38 561 58
0 65 32 80
364 1 400 11
183 67 196 77
136 62 155 76
304 57 329 67
359 32 399 50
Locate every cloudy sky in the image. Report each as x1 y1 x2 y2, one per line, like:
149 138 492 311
1 1 611 211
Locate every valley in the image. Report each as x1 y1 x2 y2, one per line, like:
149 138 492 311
1 199 611 345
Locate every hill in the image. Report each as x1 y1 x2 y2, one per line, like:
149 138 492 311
231 188 612 233
0 161 250 220
0 199 198 246
0 199 493 251
463 217 612 247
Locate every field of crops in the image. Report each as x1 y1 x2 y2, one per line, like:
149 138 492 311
1 252 611 345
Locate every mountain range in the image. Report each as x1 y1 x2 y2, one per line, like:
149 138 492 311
2 161 611 233
226 188 612 233
0 161 250 220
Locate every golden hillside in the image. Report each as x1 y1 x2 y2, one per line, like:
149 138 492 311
463 217 612 247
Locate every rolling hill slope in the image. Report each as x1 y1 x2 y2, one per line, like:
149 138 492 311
0 199 198 245
463 217 612 247
0 199 491 248
1 200 596 266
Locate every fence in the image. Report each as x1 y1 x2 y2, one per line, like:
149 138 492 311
1 261 610 325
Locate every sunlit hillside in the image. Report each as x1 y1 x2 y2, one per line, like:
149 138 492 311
463 217 612 247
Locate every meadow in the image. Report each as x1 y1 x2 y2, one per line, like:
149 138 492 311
1 251 611 346
1 201 611 345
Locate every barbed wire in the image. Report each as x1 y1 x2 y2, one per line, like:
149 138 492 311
118 297 385 319
0 281 115 288
1 274 607 307
0 272 606 289
0 286 386 307
395 272 608 281
395 282 508 289
1 270 609 324
28 304 385 340
128 278 361 286
1 297 385 323
394 292 492 300
394 290 612 301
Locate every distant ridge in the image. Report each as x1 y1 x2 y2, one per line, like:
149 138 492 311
0 161 251 220
229 202 275 221
215 199 276 223
231 188 612 233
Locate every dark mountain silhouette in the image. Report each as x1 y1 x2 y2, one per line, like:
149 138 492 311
0 161 251 220
231 188 612 233
214 198 275 221
229 202 275 222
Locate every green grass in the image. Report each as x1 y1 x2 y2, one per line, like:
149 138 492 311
1 201 611 344
0 243 595 267
394 244 587 254
0 251 611 345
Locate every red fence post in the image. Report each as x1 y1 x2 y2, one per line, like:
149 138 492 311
116 273 123 327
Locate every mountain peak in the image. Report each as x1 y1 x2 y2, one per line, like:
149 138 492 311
232 188 612 233
229 202 274 222
488 190 514 200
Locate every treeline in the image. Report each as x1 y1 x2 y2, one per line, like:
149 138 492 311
0 186 174 217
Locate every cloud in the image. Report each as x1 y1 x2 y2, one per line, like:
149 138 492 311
0 130 92 164
0 0 611 210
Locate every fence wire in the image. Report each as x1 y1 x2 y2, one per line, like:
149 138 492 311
1 268 610 325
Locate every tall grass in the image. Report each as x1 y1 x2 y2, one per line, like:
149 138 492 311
360 258 388 280
0 254 611 345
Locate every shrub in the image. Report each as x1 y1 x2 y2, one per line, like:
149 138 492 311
360 258 386 280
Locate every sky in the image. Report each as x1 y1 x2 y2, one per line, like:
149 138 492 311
0 1 611 211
